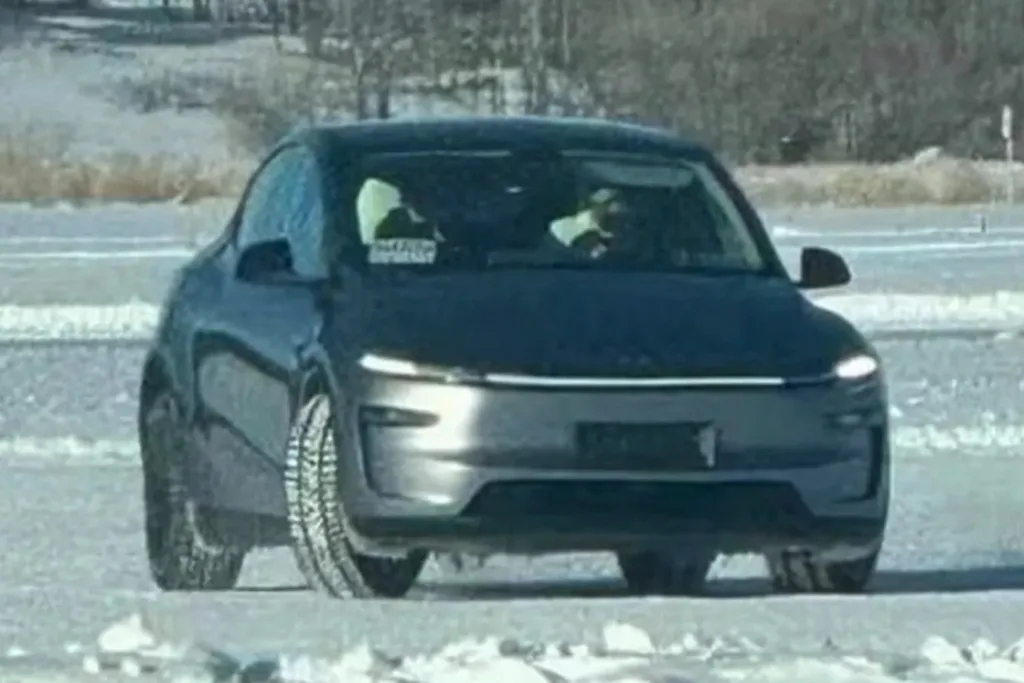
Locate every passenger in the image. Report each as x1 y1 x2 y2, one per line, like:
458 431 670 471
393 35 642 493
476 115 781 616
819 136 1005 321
355 177 440 244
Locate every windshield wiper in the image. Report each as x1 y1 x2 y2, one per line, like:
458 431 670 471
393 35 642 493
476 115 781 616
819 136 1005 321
487 254 606 270
670 263 774 277
487 250 770 275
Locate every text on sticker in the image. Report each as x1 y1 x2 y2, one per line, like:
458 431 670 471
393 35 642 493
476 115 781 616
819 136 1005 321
368 239 438 265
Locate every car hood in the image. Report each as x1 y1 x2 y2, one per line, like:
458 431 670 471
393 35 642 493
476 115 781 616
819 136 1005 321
348 270 857 378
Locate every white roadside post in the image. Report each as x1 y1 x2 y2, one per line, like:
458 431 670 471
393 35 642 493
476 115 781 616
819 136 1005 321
1002 105 1014 204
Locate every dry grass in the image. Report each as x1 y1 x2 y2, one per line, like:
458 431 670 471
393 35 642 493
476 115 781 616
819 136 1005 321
0 57 339 203
737 158 1024 207
0 125 248 204
3 120 1024 207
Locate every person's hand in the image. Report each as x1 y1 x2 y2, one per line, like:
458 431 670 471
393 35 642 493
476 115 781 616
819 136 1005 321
570 229 613 260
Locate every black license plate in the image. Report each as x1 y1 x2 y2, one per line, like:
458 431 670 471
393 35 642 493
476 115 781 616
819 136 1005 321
575 421 716 470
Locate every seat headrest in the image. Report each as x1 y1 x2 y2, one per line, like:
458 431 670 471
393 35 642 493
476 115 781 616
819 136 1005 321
355 178 403 244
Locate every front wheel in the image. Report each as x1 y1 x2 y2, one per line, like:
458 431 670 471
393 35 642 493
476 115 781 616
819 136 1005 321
141 391 246 591
284 393 427 599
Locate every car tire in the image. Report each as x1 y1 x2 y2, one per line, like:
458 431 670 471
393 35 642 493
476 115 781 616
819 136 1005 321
765 548 880 594
141 391 246 591
616 551 714 595
284 392 427 599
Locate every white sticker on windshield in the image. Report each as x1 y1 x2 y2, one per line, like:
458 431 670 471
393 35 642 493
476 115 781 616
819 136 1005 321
368 238 438 265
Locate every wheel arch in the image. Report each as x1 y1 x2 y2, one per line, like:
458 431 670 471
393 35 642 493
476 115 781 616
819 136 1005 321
293 356 367 507
296 349 343 409
138 350 191 465
139 353 171 426
299 367 328 404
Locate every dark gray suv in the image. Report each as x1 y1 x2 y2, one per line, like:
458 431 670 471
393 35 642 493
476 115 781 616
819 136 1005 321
137 116 889 599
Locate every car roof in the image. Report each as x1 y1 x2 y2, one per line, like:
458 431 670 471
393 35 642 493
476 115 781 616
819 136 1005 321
289 116 712 159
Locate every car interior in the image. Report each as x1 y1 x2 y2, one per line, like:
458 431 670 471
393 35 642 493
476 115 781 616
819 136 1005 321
350 153 764 271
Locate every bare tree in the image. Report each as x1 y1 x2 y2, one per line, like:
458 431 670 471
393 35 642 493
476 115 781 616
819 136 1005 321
520 0 548 113
250 0 1024 161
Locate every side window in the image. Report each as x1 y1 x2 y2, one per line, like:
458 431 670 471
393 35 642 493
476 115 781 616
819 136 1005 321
235 147 304 253
286 152 327 279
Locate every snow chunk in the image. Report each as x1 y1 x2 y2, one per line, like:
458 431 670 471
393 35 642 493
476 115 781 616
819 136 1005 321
280 642 400 683
601 623 656 656
96 614 157 655
422 657 554 683
976 659 1024 683
965 639 1001 664
911 146 946 165
81 655 102 675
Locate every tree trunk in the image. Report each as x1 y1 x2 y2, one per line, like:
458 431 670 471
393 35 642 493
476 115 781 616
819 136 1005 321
523 0 549 114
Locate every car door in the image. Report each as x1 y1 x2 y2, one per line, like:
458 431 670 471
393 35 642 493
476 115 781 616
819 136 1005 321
191 144 329 517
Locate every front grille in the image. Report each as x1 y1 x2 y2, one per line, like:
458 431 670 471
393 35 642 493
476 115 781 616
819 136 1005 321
462 480 808 521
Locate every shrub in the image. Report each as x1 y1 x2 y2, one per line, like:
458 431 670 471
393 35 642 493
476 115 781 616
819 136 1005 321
0 124 245 203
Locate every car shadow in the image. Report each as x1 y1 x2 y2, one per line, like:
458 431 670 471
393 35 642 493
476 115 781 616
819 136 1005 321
235 584 309 593
871 564 1024 595
418 577 630 601
223 559 1024 598
418 563 1024 601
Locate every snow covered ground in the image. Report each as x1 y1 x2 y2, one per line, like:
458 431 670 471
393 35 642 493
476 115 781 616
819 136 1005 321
15 614 1024 683
3 205 1024 682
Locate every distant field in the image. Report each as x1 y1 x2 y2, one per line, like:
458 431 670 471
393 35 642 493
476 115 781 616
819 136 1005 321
2 11 1022 207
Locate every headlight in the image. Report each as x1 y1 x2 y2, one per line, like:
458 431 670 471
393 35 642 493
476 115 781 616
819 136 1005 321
358 353 479 383
359 353 420 377
833 353 879 381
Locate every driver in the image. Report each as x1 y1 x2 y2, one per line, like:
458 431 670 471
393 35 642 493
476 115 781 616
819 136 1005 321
545 187 632 260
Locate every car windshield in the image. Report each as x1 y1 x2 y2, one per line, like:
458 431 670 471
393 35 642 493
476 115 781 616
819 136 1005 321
350 149 771 275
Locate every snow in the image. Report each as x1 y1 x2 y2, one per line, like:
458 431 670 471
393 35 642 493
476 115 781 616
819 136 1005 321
0 41 237 164
0 436 139 465
7 614 1024 682
813 292 1024 333
0 301 159 341
769 223 1024 239
0 247 194 261
0 235 179 246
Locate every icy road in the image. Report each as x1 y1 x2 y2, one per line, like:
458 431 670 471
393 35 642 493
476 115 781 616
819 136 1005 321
3 203 1024 682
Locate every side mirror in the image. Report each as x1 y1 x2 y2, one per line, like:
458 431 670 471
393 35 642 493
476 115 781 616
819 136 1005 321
798 246 851 289
237 238 294 281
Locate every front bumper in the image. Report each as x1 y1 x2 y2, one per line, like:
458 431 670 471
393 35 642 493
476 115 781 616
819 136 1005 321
337 371 890 556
